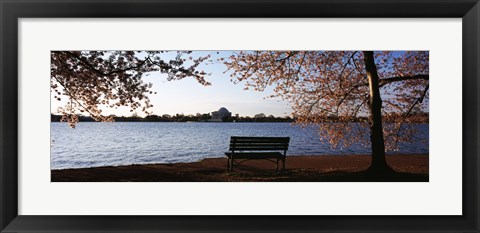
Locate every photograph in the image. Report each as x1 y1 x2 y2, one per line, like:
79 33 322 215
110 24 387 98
2 0 477 231
50 50 429 182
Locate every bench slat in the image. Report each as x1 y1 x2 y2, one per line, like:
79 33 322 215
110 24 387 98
229 147 288 151
231 137 290 142
230 143 289 147
230 145 288 148
230 142 289 146
231 136 289 139
224 152 284 159
231 138 289 141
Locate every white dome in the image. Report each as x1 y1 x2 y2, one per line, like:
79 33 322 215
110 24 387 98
218 107 230 113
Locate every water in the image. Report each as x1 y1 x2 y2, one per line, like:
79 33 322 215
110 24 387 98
50 122 428 169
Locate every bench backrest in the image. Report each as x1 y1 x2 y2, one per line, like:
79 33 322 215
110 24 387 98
229 136 290 152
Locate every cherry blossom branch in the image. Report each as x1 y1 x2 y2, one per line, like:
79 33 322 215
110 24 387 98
393 84 430 148
62 51 149 76
379 74 429 87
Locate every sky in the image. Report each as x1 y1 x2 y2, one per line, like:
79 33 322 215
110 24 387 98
51 51 428 118
51 51 292 117
139 54 292 117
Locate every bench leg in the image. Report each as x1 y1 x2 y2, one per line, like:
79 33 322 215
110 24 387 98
230 158 234 172
227 158 230 172
275 159 279 172
282 158 286 171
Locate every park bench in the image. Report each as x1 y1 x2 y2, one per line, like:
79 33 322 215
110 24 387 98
225 136 290 172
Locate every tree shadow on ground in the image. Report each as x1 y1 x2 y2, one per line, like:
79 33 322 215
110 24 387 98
51 164 427 182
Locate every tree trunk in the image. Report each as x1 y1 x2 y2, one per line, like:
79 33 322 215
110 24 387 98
362 51 393 174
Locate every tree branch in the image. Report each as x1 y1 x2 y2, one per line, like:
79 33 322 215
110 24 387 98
392 84 430 148
379 74 429 87
62 51 150 77
349 74 430 90
339 51 357 77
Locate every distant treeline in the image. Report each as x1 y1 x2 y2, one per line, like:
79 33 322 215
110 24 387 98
50 113 295 123
51 112 428 123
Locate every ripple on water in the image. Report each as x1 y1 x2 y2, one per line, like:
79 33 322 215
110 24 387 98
50 122 429 169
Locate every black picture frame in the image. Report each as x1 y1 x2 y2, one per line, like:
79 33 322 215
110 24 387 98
1 0 478 232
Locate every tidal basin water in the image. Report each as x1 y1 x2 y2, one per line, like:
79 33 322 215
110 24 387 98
51 122 428 169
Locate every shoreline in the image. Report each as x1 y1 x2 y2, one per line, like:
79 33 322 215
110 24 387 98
51 153 428 170
51 154 428 182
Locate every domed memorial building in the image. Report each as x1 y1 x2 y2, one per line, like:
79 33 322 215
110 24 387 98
210 107 232 122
